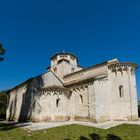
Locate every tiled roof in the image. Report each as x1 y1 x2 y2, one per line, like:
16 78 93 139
64 61 107 78
41 85 70 92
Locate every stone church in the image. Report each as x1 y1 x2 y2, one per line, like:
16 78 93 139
6 52 139 123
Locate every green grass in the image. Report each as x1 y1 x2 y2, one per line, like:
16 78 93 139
0 123 140 140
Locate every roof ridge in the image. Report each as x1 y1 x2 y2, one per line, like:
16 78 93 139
64 61 107 78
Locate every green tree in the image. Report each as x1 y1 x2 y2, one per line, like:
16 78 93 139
0 44 5 61
0 91 6 119
138 101 140 117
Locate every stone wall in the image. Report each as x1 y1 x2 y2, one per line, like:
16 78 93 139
6 71 70 122
108 65 138 121
6 85 27 121
93 76 110 122
88 82 96 122
31 90 70 122
43 71 63 87
51 60 82 81
70 84 89 121
6 57 139 123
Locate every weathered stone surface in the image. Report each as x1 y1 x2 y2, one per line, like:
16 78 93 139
6 52 139 123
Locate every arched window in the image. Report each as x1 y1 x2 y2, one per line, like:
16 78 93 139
56 98 60 107
119 85 124 97
79 95 83 104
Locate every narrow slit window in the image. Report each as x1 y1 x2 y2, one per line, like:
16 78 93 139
54 67 57 73
79 95 83 104
119 85 124 97
56 98 60 107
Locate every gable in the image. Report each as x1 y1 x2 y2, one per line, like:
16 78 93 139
42 71 63 87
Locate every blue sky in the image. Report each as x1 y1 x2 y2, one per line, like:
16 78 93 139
0 0 140 99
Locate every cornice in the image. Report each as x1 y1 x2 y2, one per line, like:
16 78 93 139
108 62 138 69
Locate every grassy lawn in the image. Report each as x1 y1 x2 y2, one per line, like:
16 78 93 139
0 123 140 140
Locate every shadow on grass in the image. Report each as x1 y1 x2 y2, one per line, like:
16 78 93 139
80 133 100 140
0 122 30 131
64 133 121 140
107 134 121 140
79 133 121 140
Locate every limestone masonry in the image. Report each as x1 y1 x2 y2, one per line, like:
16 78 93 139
6 52 139 123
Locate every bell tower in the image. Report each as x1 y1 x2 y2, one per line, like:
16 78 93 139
49 52 82 80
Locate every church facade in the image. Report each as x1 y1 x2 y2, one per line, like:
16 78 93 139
6 52 139 123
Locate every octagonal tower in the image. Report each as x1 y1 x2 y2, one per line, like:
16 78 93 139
49 52 83 80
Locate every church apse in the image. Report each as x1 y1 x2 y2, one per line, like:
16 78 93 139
108 62 138 121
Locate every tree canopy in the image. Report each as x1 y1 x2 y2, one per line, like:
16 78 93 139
0 44 5 61
0 91 6 119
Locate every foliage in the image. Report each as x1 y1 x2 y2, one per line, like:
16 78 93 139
0 44 5 61
0 124 140 140
0 91 6 119
138 102 140 117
